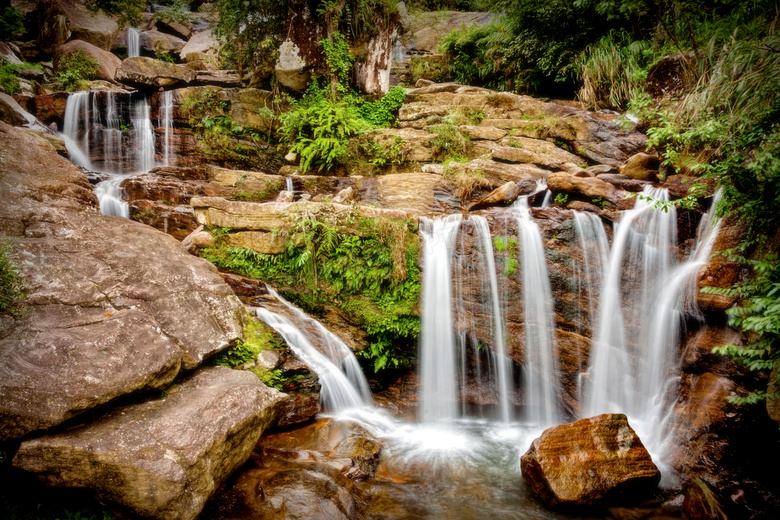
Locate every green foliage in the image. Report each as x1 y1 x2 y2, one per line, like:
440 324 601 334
321 31 355 90
153 0 192 26
553 192 569 206
409 56 448 83
53 50 100 92
358 85 407 128
155 52 176 64
0 241 26 318
0 59 40 95
213 0 284 76
494 235 519 275
199 209 422 373
86 0 147 28
443 164 491 201
0 6 25 40
212 314 283 368
429 123 469 160
707 255 780 405
440 20 514 91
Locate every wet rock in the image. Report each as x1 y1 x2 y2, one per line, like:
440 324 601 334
333 424 383 480
14 367 286 520
683 478 731 520
38 0 119 53
140 29 188 55
272 392 320 428
0 42 23 65
547 171 633 210
619 152 659 181
467 181 521 211
666 173 717 198
697 215 747 312
0 122 245 439
56 40 121 83
521 414 661 509
115 57 195 89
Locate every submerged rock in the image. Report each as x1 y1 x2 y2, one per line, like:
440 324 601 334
520 414 661 510
14 367 286 520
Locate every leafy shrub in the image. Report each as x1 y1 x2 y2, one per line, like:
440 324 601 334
53 50 100 91
212 314 283 368
429 123 469 160
0 241 25 318
358 85 407 127
0 6 25 41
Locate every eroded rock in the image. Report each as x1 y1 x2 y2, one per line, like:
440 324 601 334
13 367 286 520
115 57 195 89
521 414 661 509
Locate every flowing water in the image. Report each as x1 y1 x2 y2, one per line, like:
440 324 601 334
126 28 140 58
61 91 159 217
159 90 174 166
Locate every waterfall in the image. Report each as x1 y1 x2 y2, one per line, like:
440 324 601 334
470 215 513 422
255 288 373 413
419 215 462 424
513 198 561 426
159 90 174 166
127 28 140 58
61 91 157 217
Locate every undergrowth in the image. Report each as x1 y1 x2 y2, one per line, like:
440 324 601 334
53 50 100 92
0 241 26 318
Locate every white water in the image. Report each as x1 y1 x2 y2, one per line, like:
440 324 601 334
513 198 561 427
419 215 463 424
61 91 157 217
470 215 513 422
127 28 140 58
159 90 174 166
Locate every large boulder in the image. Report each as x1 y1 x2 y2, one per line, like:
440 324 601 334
493 138 583 171
0 92 33 126
13 367 286 520
521 414 661 509
140 29 188 55
55 39 122 82
180 29 218 67
115 57 195 89
38 0 119 54
619 152 660 181
0 122 245 440
547 171 634 210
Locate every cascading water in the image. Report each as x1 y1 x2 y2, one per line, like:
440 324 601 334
61 91 156 217
418 214 462 423
513 197 561 427
127 27 140 58
159 90 174 166
255 288 373 412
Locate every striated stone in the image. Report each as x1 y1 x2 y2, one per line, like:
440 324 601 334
56 40 121 82
619 152 659 181
140 29 188 55
587 164 616 176
459 125 507 141
372 172 452 214
683 478 731 520
596 173 650 192
547 171 633 210
467 181 521 211
0 42 23 65
191 197 415 232
227 231 286 255
0 122 245 439
493 138 583 171
38 0 119 53
521 414 661 509
195 70 242 87
115 57 195 89
13 367 287 520
0 92 33 126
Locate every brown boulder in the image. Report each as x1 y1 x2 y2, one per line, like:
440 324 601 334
547 171 633 210
38 0 119 54
467 181 521 211
115 57 195 89
619 152 659 181
0 92 32 126
521 414 661 509
13 367 286 520
0 122 245 440
180 29 218 65
56 40 121 82
140 29 188 55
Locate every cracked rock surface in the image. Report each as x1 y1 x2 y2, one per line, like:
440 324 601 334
0 122 245 440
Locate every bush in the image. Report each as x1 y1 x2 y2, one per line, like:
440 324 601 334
53 50 100 91
0 6 25 41
0 241 26 318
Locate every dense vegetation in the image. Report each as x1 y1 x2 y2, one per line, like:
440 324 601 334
200 210 421 374
0 242 25 318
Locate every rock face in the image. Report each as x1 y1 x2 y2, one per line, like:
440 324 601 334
115 57 195 89
56 39 122 82
38 0 119 53
0 122 245 440
520 414 661 509
13 367 287 520
140 29 188 55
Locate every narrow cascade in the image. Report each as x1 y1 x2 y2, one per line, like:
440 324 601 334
571 212 610 399
469 215 513 422
513 197 561 426
286 177 294 193
255 288 373 413
585 186 677 422
419 214 462 424
127 27 140 58
61 91 157 217
159 91 174 166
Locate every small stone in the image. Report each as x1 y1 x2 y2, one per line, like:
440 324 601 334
189 231 215 248
256 350 282 371
619 152 660 181
422 163 444 175
276 190 294 203
284 152 299 164
415 78 435 88
332 186 354 204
